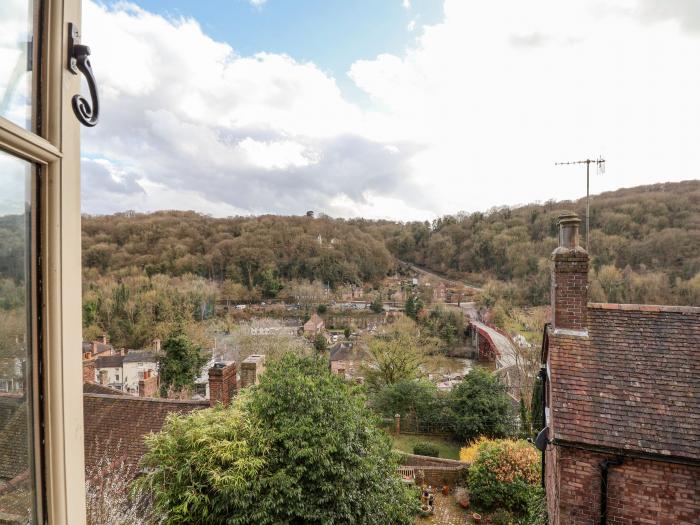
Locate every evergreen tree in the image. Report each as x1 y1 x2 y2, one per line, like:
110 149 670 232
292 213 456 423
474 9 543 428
449 367 514 442
404 296 416 319
314 332 328 354
158 327 207 396
370 295 384 313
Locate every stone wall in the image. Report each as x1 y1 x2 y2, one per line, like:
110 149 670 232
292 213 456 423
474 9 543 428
240 355 265 389
546 445 700 525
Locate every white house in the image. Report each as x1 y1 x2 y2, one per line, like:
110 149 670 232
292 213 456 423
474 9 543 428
94 351 158 394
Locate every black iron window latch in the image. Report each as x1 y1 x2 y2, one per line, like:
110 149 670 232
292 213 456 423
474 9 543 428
68 23 99 127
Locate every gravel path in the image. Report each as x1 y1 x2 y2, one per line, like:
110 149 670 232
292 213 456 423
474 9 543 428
416 493 476 525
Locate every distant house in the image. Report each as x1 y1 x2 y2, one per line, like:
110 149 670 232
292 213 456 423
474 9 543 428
94 351 158 394
329 342 368 380
122 352 158 394
541 213 700 525
303 313 325 336
95 354 125 390
82 336 113 359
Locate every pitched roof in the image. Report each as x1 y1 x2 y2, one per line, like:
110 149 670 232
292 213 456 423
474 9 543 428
329 342 365 362
95 355 124 369
83 393 208 474
547 303 700 460
123 351 157 363
82 341 113 356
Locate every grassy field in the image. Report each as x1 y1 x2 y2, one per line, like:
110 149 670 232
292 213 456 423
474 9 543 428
392 433 461 460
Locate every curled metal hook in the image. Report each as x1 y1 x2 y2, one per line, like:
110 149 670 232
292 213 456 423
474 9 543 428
68 23 99 127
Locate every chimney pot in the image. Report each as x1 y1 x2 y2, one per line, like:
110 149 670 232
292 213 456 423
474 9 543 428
558 212 581 250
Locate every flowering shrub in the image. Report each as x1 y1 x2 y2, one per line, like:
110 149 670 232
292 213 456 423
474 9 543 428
467 439 540 515
459 436 488 462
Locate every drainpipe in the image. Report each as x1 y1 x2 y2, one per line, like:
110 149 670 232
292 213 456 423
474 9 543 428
599 456 623 525
538 366 547 489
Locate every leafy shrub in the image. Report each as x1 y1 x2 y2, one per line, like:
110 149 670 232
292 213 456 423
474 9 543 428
140 355 419 524
413 442 440 457
369 379 452 433
491 509 516 525
468 439 540 515
523 486 547 525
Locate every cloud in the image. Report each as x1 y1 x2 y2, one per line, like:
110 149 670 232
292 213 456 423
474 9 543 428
81 1 425 218
347 0 700 214
249 0 267 7
402 0 411 10
636 0 700 33
80 0 700 220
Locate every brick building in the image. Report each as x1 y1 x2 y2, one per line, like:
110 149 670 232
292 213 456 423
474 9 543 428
83 361 237 475
541 213 700 525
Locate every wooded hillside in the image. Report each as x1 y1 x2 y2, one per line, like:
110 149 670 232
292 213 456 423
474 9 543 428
359 180 700 306
78 181 700 307
82 212 393 289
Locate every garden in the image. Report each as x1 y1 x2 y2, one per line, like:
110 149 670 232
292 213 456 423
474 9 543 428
410 438 546 525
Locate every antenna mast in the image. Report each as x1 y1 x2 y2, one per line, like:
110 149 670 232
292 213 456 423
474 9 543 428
555 157 605 253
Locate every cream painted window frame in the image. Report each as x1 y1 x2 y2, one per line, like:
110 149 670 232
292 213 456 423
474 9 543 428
0 0 86 523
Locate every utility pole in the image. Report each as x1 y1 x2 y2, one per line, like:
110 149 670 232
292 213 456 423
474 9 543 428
555 157 605 252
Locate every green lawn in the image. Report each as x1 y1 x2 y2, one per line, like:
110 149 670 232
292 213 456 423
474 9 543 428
392 433 461 460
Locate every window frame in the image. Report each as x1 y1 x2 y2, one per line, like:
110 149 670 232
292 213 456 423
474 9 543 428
0 0 86 523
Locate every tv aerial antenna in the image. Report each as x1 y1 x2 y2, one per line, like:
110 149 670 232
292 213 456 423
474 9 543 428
554 157 605 253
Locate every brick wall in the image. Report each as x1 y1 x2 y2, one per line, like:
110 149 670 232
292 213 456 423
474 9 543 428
551 251 588 331
547 445 700 525
477 335 496 361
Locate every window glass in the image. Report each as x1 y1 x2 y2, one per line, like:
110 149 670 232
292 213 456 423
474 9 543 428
0 0 37 130
0 150 38 524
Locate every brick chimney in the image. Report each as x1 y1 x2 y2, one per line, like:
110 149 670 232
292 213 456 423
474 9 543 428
83 358 96 383
138 372 158 397
240 355 266 389
551 212 589 334
208 361 237 407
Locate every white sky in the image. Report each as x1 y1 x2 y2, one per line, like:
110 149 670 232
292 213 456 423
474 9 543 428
71 0 700 219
